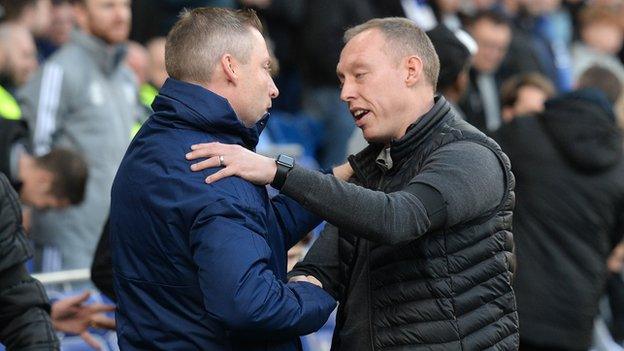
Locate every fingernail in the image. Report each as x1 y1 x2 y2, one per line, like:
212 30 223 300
185 153 191 159
205 177 211 183
190 164 196 170
191 145 197 150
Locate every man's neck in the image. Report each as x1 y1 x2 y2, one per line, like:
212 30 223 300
393 92 435 142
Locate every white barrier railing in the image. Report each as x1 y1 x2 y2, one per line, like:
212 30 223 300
32 269 91 291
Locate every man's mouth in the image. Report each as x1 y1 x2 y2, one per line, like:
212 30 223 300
351 109 370 121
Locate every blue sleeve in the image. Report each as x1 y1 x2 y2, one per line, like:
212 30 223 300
190 197 336 338
271 194 322 249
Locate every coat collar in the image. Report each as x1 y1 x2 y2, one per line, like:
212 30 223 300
153 78 267 149
349 95 452 184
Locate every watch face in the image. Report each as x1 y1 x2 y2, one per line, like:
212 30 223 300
277 154 295 167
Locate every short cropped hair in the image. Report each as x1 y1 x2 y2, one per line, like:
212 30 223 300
0 0 38 22
344 17 440 91
466 9 511 29
578 65 623 104
35 148 88 205
165 7 263 83
579 4 623 31
501 72 556 108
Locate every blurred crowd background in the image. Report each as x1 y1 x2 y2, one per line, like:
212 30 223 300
3 0 624 350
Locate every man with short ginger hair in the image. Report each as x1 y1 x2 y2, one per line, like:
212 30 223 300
188 17 519 350
110 7 335 350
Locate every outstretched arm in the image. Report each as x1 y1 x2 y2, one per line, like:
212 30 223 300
185 141 505 244
191 198 336 338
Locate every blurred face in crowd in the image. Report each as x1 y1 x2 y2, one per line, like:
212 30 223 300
147 38 167 89
74 0 131 45
582 21 624 55
21 0 52 36
338 29 424 144
471 0 499 11
47 2 75 46
228 28 279 127
20 168 69 210
125 42 148 85
3 26 39 87
518 0 561 16
435 0 461 14
502 84 549 122
470 18 512 74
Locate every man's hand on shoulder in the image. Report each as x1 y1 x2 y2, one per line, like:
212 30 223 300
186 142 277 185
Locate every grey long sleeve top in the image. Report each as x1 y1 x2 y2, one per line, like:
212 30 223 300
280 141 505 245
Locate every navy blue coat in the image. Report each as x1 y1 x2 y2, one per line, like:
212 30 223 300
110 78 336 350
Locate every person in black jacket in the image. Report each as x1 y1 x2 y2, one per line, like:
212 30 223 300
187 17 519 350
495 66 624 351
0 172 59 350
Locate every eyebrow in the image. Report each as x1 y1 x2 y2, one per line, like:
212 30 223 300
337 60 370 76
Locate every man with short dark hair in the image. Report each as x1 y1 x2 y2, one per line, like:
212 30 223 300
460 10 513 133
188 16 519 350
577 65 623 104
0 0 51 36
0 79 87 210
110 7 335 350
19 0 139 271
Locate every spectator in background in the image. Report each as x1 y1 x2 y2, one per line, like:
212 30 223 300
0 24 39 92
130 0 236 43
373 0 464 31
125 40 149 87
0 126 88 210
1 169 115 351
19 0 139 272
125 38 167 136
0 0 53 62
500 72 556 122
460 10 512 133
426 24 476 119
242 0 304 114
572 4 624 84
0 0 51 35
0 173 60 350
496 65 624 351
140 37 167 108
299 0 376 168
37 0 74 59
510 0 574 92
577 65 624 106
0 23 37 123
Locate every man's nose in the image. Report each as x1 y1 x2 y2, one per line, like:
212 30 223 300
269 79 279 99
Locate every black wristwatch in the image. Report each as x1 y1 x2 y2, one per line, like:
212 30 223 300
271 154 295 189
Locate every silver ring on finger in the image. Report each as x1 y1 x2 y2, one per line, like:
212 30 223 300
218 155 225 167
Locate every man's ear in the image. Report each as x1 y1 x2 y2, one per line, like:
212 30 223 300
405 55 424 87
220 54 238 84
